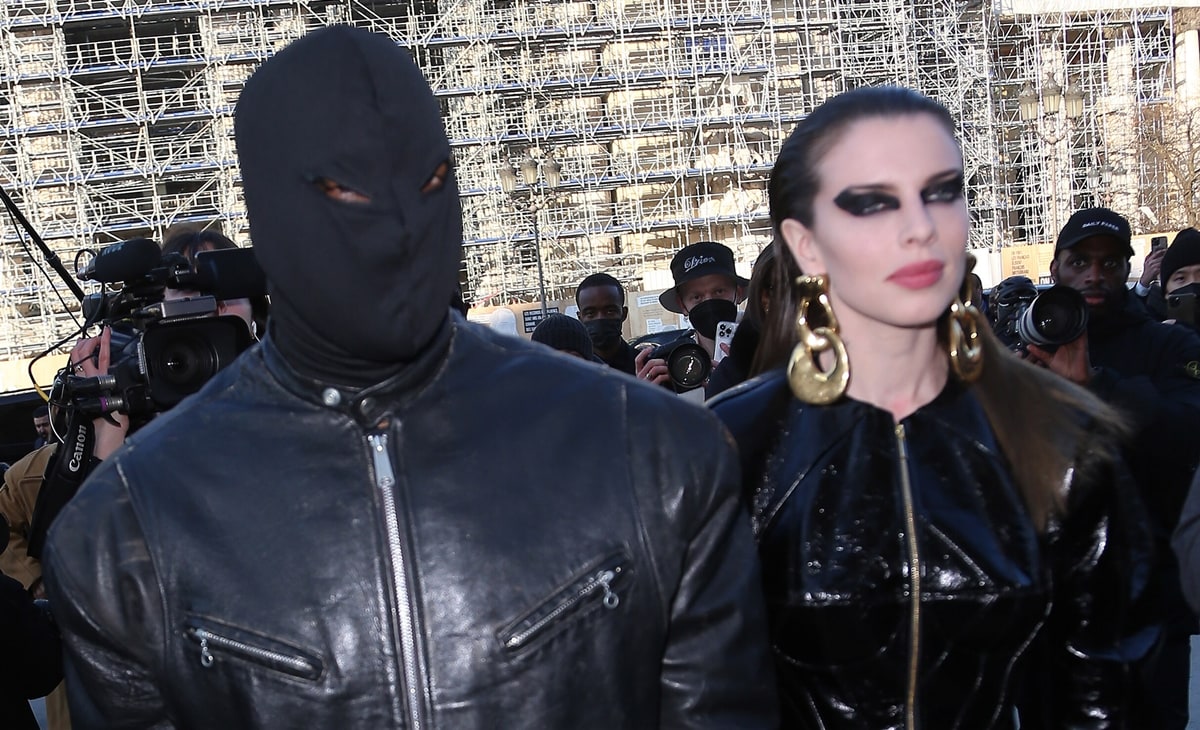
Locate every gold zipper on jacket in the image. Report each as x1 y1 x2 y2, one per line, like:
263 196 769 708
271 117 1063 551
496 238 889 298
895 423 921 730
368 431 425 730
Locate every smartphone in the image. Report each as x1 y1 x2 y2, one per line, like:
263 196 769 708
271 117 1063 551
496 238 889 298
1152 235 1169 253
713 320 738 364
1168 292 1196 326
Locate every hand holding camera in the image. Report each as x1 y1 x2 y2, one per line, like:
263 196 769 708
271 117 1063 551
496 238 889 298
635 345 672 387
68 327 129 460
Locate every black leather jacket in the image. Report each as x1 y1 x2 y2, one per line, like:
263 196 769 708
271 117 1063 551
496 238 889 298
712 372 1156 730
44 318 778 729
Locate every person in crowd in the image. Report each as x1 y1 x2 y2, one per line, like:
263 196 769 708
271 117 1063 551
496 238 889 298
0 516 61 730
43 26 777 729
1 227 268 730
705 245 778 398
0 444 57 599
30 405 50 449
637 241 747 398
1160 228 1200 330
1133 235 1169 319
530 312 595 361
0 328 135 730
711 85 1155 728
161 229 264 336
1035 207 1200 730
575 273 638 374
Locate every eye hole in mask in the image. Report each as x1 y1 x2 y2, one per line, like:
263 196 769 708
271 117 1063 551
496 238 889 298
310 176 372 206
422 159 451 195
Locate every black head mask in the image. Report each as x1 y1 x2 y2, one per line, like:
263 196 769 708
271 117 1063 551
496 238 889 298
235 26 462 384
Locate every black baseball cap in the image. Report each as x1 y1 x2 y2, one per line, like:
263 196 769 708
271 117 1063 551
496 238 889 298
1055 207 1133 258
659 241 749 314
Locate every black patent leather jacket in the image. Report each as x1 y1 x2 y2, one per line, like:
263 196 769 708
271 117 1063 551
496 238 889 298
712 371 1157 730
44 317 778 729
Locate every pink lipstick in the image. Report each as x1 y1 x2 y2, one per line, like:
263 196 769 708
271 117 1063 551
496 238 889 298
887 261 944 290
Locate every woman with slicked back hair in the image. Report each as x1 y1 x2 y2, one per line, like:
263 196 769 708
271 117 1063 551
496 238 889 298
710 86 1156 728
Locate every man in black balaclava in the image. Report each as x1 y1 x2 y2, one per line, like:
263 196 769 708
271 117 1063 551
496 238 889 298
236 23 462 384
42 26 777 729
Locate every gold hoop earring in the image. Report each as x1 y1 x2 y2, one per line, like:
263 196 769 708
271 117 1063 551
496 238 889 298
947 298 983 382
787 275 849 405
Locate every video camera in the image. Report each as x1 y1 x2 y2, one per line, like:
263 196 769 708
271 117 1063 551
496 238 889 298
54 237 266 420
989 276 1088 352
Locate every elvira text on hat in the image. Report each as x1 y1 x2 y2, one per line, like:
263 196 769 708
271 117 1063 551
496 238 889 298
658 241 750 314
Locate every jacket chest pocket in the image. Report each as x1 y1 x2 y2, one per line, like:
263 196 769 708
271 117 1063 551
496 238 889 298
184 615 324 681
497 552 632 654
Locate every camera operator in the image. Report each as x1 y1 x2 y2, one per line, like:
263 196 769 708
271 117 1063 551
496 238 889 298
1030 207 1200 730
636 241 747 399
0 330 125 730
161 229 262 336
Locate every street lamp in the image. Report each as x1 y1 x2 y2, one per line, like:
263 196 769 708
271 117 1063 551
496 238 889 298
1018 76 1085 240
499 152 563 316
1086 162 1127 207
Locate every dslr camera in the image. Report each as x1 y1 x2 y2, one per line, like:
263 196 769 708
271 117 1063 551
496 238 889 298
54 238 265 420
646 333 711 393
989 276 1088 352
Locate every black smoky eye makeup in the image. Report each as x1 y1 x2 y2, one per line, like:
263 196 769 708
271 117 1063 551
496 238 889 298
922 173 965 202
833 190 900 216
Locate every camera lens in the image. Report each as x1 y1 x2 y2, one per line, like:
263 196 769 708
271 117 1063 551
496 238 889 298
666 343 710 390
650 336 712 392
141 317 253 409
155 334 220 389
1016 285 1088 348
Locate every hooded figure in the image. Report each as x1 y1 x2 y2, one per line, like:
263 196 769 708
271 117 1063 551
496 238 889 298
236 25 462 385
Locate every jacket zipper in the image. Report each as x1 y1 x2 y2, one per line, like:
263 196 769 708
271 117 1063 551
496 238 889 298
895 423 921 730
186 626 321 680
368 431 425 730
500 556 627 651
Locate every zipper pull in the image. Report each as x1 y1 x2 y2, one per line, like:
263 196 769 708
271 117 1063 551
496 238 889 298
596 569 619 609
199 636 214 668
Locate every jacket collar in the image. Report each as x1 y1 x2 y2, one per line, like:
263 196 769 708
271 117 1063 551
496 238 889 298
261 314 456 426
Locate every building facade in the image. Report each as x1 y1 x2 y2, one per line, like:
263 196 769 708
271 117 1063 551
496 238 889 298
0 0 1194 372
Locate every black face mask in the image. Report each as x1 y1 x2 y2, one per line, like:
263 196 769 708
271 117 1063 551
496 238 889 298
583 318 624 351
1170 282 1200 299
686 298 737 340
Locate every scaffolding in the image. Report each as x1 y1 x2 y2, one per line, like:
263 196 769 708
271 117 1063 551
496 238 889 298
0 0 1190 364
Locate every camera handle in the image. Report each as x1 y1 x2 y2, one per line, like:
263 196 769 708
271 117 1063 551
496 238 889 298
27 409 100 560
0 184 86 302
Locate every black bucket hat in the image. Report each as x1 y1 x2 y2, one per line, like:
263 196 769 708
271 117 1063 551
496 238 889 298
658 241 749 314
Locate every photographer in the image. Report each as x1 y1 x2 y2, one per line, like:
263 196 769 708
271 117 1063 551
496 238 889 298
1030 207 1200 730
636 241 747 399
0 235 258 730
